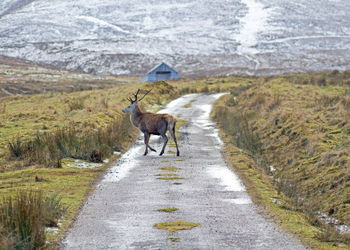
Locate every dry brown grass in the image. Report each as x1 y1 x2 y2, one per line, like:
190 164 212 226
212 75 350 247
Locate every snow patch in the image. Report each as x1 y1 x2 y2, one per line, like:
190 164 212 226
78 16 130 34
65 159 103 169
236 0 271 55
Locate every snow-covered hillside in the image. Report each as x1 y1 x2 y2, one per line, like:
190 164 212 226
0 0 350 77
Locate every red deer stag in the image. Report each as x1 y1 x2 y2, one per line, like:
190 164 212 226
122 89 180 156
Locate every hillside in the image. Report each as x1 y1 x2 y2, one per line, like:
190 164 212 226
212 71 350 247
0 57 139 97
1 1 350 76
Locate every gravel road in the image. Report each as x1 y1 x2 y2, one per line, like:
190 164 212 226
63 93 305 249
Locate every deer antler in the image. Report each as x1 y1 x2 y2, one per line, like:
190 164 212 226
127 89 151 103
127 89 141 103
138 89 152 102
133 89 141 102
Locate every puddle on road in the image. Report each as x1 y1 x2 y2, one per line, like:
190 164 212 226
194 93 228 149
207 166 246 192
225 198 252 205
103 145 141 182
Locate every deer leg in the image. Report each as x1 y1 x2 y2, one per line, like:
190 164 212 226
159 134 168 156
144 133 149 155
147 134 157 152
170 125 180 156
144 133 156 156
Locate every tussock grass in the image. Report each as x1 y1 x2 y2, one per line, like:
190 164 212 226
212 108 262 157
8 114 133 166
0 190 66 249
212 74 350 248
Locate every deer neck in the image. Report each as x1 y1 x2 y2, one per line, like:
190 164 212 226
130 104 143 127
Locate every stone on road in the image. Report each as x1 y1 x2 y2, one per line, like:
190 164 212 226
63 93 305 249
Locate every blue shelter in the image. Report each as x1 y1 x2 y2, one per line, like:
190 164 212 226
142 62 179 82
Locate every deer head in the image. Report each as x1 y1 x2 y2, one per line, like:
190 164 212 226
122 88 151 113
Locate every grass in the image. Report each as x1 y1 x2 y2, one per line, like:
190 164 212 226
156 176 184 180
158 166 180 172
168 237 180 242
167 150 178 155
0 190 67 249
0 80 180 171
0 79 180 247
157 207 179 213
156 173 179 177
3 62 350 248
0 62 139 98
153 221 200 232
174 119 188 138
212 74 350 248
0 167 105 246
8 115 133 167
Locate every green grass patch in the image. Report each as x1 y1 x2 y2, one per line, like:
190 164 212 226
174 119 188 138
153 221 200 232
156 173 178 177
157 207 178 213
167 150 177 154
159 166 180 172
156 176 184 180
168 237 180 242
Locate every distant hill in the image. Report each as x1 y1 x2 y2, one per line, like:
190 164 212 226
1 0 350 77
0 56 139 97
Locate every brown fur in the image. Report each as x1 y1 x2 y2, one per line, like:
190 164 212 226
127 104 179 156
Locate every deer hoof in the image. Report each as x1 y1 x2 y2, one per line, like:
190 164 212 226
159 151 164 156
177 151 180 156
150 148 157 152
144 151 148 156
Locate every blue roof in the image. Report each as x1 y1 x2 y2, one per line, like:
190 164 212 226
146 62 178 74
142 62 179 82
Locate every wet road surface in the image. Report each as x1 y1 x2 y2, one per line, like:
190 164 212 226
63 93 305 249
